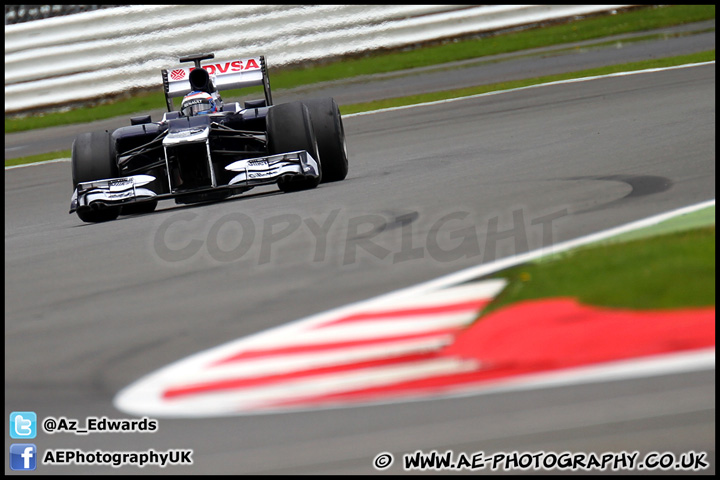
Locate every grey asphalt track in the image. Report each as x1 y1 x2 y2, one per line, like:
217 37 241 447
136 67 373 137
4 37 716 474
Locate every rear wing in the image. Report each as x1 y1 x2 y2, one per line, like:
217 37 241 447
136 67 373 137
161 54 273 112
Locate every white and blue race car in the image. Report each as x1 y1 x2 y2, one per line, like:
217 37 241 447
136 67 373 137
70 53 348 223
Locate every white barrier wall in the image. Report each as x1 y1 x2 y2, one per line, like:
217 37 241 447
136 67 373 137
5 5 635 112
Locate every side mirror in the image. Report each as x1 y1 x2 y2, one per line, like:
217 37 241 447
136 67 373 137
131 115 151 125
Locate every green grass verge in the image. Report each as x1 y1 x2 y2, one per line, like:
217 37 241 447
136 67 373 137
5 150 72 168
594 206 716 246
485 226 716 315
5 4 714 134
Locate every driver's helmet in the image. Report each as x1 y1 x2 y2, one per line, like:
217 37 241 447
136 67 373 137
181 91 217 116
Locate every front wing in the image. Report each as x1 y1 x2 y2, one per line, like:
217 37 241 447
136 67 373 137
69 150 318 213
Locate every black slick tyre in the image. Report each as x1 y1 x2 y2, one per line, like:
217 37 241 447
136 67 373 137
303 97 348 183
266 102 321 192
71 130 121 223
120 200 158 216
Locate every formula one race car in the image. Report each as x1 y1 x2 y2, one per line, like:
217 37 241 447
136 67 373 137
70 53 348 222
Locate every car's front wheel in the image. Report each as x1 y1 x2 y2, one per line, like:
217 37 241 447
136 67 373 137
266 102 321 193
71 130 121 223
120 200 158 216
303 97 348 183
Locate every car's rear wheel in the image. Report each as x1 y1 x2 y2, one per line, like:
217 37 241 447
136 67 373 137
266 102 321 192
303 97 348 183
71 130 121 223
